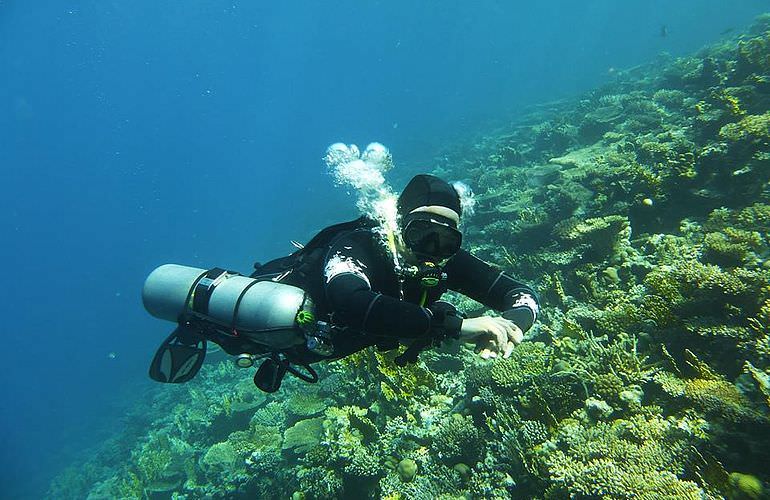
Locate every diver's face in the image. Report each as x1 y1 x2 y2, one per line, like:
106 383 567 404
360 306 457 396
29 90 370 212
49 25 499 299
400 206 462 264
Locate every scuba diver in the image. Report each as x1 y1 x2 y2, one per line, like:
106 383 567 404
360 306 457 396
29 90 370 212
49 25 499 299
143 173 539 392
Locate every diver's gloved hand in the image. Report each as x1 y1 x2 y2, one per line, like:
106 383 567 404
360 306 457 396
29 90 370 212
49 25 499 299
459 316 522 359
393 302 461 366
426 301 463 345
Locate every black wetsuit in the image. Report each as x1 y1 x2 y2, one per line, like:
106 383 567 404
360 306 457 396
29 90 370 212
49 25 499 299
285 217 541 361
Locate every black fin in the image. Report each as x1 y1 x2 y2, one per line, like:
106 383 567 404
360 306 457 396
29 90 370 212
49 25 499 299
253 357 287 393
149 326 207 383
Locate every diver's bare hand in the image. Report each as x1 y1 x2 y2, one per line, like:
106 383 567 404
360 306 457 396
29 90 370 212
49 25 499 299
459 316 523 359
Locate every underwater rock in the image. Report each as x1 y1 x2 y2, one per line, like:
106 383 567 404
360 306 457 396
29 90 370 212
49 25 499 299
585 398 614 420
526 164 563 188
548 142 605 169
145 474 183 498
619 385 644 406
585 103 624 124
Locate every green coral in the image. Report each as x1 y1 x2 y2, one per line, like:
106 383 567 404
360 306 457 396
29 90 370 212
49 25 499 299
248 423 283 450
134 433 176 484
490 341 551 391
344 447 383 479
251 401 287 427
592 372 625 403
201 441 238 473
683 377 759 422
729 472 765 500
703 204 770 267
296 465 343 499
654 350 765 424
433 414 484 465
744 361 770 409
282 417 325 454
644 259 769 314
719 112 770 142
286 392 327 417
554 215 632 262
380 459 461 499
704 229 763 267
538 412 705 499
397 458 418 482
375 349 436 402
518 420 550 449
736 30 770 76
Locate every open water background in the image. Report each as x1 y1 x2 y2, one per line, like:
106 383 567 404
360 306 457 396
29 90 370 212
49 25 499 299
1 1 768 497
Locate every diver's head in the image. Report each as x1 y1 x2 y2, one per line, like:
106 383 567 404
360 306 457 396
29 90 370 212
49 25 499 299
397 174 462 263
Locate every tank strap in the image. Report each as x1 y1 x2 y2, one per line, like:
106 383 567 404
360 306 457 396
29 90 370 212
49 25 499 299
230 278 262 336
191 267 238 315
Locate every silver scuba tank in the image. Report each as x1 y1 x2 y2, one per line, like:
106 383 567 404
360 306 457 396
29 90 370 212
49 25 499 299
142 264 310 349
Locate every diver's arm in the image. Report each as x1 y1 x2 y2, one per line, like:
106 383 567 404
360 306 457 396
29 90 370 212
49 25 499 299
323 235 462 340
325 273 461 340
444 249 540 333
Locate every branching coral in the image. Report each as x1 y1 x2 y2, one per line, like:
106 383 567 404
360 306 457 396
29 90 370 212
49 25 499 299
373 349 436 403
537 412 705 499
719 112 770 143
490 341 552 391
432 414 484 465
654 350 766 423
644 259 769 315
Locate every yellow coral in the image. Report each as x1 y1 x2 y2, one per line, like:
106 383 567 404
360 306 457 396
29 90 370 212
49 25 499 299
729 472 765 499
719 112 770 142
374 350 435 401
711 87 747 117
683 378 759 422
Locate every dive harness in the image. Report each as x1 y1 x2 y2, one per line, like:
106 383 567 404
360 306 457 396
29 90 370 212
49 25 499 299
383 222 462 365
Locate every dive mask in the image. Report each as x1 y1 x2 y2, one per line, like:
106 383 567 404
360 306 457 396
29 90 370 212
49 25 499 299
401 213 462 261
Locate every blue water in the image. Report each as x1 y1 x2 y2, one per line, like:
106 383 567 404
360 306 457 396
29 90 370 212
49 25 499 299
1 1 767 497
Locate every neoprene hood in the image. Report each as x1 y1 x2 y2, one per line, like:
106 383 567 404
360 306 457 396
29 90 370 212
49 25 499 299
397 174 462 221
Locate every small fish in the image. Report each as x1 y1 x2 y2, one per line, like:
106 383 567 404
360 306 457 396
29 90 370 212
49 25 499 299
392 122 399 129
107 352 117 359
660 25 668 38
720 27 734 35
